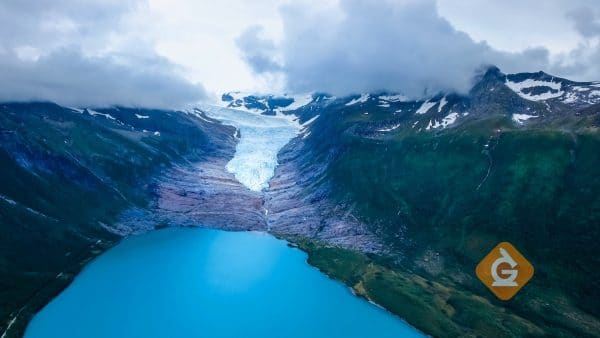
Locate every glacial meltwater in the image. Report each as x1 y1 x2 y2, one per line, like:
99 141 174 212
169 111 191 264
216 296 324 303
25 228 423 338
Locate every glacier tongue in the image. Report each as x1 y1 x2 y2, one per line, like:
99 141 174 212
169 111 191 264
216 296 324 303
198 105 303 191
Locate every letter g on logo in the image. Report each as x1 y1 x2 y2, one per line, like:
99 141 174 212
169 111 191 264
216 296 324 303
491 247 518 287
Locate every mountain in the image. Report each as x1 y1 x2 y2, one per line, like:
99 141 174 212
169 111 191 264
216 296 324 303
0 102 234 336
262 67 600 337
220 92 317 115
1 66 599 337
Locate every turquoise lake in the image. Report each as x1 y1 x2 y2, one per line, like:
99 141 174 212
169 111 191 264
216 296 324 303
25 228 424 338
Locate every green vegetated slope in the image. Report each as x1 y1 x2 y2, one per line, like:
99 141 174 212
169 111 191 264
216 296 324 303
298 102 600 337
0 102 222 336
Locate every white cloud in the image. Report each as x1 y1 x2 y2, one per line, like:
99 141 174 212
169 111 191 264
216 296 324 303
238 0 549 97
435 0 593 54
0 0 599 104
237 0 600 97
0 0 205 108
0 48 205 109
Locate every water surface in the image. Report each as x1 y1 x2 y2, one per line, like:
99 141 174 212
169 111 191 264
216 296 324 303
25 228 423 338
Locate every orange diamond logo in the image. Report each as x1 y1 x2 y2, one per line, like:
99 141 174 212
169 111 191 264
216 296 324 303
476 242 534 300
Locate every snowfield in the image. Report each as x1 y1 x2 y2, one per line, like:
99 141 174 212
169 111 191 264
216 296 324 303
505 78 564 101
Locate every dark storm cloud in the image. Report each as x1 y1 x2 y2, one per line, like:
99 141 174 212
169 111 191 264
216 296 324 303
239 0 597 97
0 0 206 108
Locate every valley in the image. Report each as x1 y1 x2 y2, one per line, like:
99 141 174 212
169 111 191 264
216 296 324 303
1 67 600 337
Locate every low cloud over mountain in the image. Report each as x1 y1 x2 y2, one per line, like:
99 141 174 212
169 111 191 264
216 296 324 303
238 0 600 98
0 0 206 108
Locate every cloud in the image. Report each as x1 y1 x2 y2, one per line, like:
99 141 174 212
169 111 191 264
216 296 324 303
551 6 600 81
0 48 206 109
236 26 282 74
0 0 137 51
567 6 600 38
238 0 598 97
0 0 206 108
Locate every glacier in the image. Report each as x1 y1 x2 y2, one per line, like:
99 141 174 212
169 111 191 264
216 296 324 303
198 105 304 191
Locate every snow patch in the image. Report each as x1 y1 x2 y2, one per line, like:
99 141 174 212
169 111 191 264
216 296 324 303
573 86 591 92
1 194 54 219
345 94 370 106
512 113 538 124
185 108 215 123
562 92 578 103
378 94 407 102
0 194 17 205
1 315 18 338
425 120 433 130
561 89 600 104
505 78 563 101
277 94 314 112
377 123 402 132
425 112 459 130
87 109 116 120
301 115 320 128
415 100 436 114
222 91 249 105
438 96 448 112
222 93 314 114
221 92 267 113
441 112 459 126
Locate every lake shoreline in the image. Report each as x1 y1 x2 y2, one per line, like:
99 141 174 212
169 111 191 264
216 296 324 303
24 227 423 338
2 237 116 338
12 224 428 338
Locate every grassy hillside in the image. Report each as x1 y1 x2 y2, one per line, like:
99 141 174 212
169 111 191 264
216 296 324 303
295 101 600 336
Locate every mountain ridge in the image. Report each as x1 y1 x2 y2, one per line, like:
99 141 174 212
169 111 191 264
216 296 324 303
1 65 599 337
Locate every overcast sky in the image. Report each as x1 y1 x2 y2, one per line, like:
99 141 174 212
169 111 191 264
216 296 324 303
0 0 598 107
